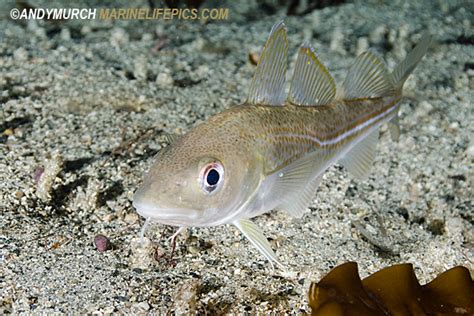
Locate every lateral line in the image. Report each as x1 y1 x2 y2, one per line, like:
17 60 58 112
273 101 399 147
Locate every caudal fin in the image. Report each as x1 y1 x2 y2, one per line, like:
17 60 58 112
390 33 432 90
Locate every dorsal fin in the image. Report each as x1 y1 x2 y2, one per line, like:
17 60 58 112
390 33 432 90
343 49 393 100
247 21 288 106
288 43 336 106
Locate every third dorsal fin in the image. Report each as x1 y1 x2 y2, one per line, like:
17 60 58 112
391 33 432 90
247 21 288 106
288 43 336 106
343 49 393 100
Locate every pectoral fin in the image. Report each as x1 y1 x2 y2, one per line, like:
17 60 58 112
247 21 288 106
340 129 379 180
264 150 329 218
164 132 179 144
233 219 283 269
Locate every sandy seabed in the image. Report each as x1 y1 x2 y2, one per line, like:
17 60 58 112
1 0 472 313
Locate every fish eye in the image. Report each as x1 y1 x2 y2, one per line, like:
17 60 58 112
199 161 224 194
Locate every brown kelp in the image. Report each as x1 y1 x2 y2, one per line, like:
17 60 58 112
309 262 474 315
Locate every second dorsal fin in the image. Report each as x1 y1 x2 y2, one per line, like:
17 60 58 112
343 49 393 100
247 21 288 106
288 43 336 106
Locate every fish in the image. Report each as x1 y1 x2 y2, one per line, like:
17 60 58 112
133 21 431 268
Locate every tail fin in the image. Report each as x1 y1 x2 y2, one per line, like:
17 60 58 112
390 33 432 90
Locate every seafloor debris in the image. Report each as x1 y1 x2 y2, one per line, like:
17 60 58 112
170 279 200 314
309 262 474 316
130 237 155 270
35 153 63 202
94 234 111 252
249 52 260 65
352 212 395 253
287 0 346 16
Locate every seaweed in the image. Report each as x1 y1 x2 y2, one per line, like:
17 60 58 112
309 262 474 316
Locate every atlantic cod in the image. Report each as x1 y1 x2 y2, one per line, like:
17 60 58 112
133 21 431 268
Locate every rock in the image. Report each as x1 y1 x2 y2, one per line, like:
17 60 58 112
130 237 154 270
124 213 139 224
131 301 150 313
171 279 200 314
156 71 174 87
13 47 28 62
94 234 112 252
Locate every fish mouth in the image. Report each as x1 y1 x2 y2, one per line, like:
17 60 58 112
132 200 200 225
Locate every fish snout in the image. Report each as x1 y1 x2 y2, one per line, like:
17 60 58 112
133 188 201 225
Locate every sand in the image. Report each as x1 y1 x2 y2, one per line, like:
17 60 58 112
1 0 472 313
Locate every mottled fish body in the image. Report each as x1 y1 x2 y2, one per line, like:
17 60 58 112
133 21 431 267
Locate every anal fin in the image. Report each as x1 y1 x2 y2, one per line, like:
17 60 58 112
340 129 379 180
233 219 284 269
276 174 323 218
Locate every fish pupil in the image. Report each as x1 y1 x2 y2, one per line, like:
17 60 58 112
206 169 220 186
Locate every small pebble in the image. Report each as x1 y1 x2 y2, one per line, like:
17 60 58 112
466 145 474 157
448 121 459 130
249 52 259 65
94 234 111 252
133 55 148 80
124 212 139 224
102 213 115 222
110 27 129 47
33 167 44 184
330 27 345 53
60 28 71 41
13 47 28 61
132 301 150 312
172 280 199 314
370 25 388 45
188 245 200 254
356 37 369 55
156 71 174 87
14 190 24 199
